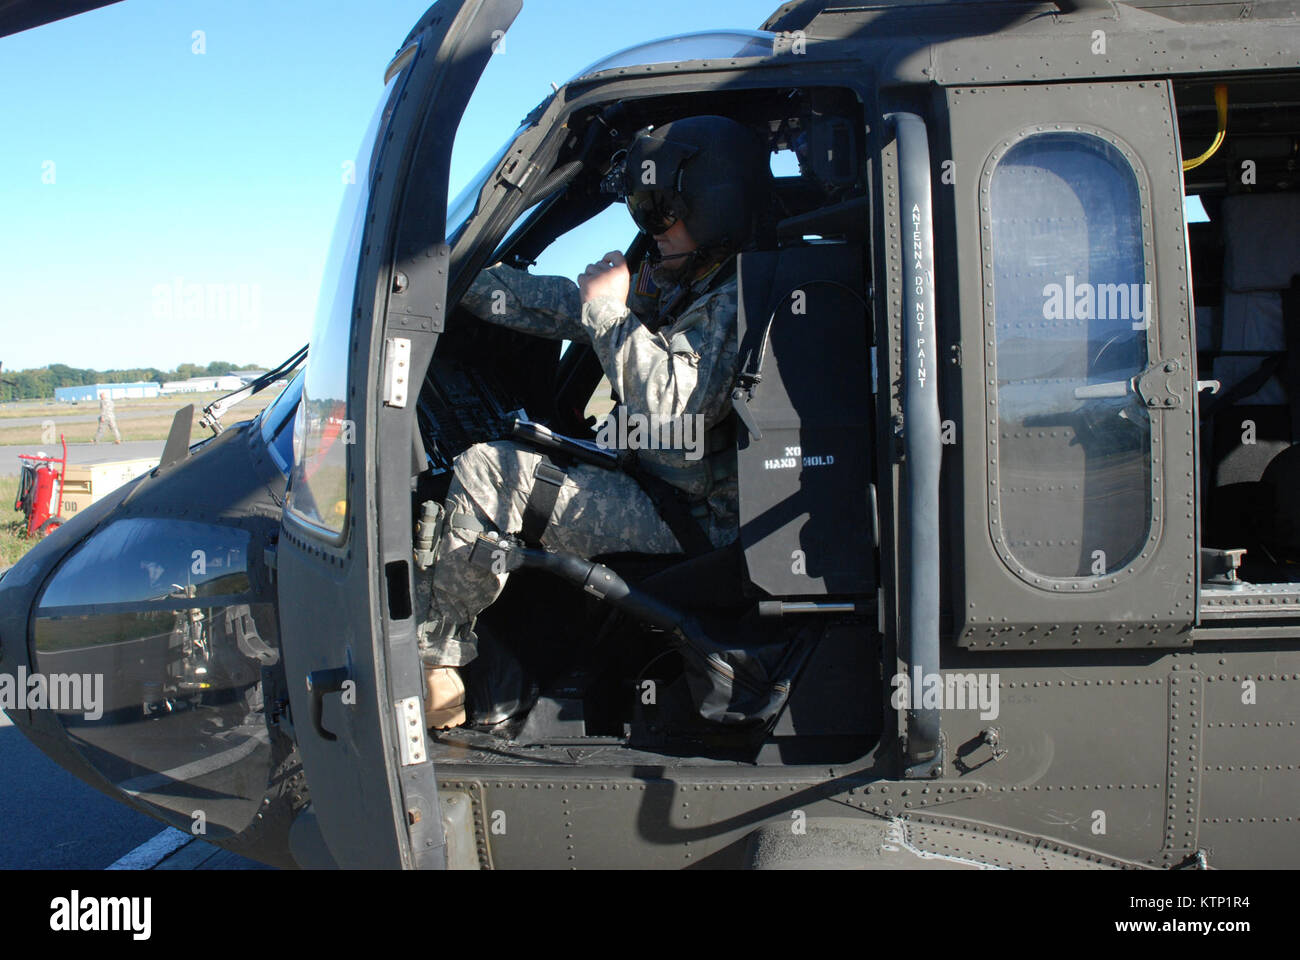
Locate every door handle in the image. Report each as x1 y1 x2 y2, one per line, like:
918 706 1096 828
306 666 350 741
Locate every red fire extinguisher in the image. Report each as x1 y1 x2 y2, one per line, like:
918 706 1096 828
14 436 68 538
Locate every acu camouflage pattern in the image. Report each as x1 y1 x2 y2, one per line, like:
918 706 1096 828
464 258 742 503
93 393 121 443
417 260 741 667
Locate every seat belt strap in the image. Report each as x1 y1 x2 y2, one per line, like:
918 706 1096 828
520 458 567 546
624 459 714 557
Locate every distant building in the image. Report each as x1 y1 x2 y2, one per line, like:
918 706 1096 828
229 369 268 384
160 375 246 394
55 382 160 404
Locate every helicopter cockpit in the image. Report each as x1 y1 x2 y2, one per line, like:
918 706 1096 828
413 85 881 763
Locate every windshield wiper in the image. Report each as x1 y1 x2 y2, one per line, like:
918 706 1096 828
198 345 308 436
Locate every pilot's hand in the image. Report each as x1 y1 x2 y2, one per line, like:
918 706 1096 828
579 251 630 306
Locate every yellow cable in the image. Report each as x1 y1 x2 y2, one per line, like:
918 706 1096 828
1183 84 1228 172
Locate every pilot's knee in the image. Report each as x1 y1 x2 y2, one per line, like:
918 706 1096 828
451 440 537 530
451 440 495 477
453 439 531 483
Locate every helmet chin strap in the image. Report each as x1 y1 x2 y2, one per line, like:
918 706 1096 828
648 248 704 287
643 244 731 329
648 244 727 273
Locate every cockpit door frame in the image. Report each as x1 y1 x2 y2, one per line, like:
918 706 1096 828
278 0 522 870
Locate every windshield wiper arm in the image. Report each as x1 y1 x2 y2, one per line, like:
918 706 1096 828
198 344 308 436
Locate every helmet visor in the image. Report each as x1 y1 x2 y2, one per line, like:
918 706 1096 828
626 188 683 236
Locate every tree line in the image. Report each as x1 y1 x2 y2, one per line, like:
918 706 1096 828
0 361 263 402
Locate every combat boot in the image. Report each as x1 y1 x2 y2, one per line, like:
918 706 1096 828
424 665 466 729
417 613 478 730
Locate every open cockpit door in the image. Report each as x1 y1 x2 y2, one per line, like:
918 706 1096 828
278 0 521 869
0 0 123 38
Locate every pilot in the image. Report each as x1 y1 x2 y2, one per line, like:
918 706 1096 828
417 115 771 729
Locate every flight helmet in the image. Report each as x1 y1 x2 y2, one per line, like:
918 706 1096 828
608 115 770 258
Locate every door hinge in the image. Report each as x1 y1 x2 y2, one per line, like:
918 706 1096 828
395 696 427 766
383 337 412 408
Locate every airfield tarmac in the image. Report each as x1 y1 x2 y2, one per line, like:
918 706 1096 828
0 710 271 870
0 439 163 477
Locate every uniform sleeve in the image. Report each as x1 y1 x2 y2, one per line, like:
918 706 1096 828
460 264 586 343
580 284 737 424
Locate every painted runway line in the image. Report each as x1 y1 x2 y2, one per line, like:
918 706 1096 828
105 828 194 870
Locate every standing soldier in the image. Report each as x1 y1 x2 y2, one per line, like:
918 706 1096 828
416 116 771 729
93 390 122 444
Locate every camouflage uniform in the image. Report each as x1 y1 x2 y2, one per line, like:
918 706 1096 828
93 393 122 443
418 260 741 667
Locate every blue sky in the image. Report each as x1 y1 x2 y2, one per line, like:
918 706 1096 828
0 0 776 372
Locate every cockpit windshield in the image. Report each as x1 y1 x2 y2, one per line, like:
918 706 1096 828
447 122 530 244
573 31 777 79
448 31 780 246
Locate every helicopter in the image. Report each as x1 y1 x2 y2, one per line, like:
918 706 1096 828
1 0 1298 870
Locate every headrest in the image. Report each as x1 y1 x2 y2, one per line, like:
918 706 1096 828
1221 193 1300 293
